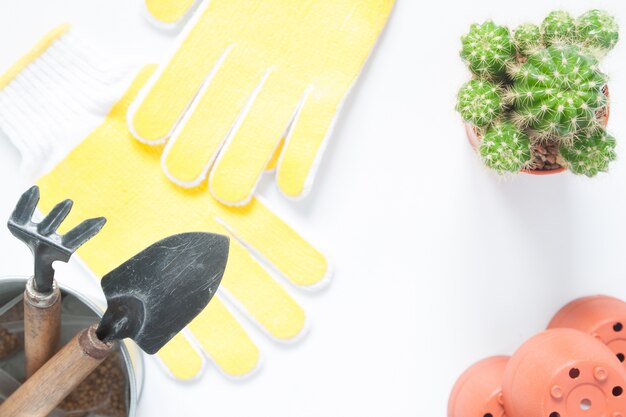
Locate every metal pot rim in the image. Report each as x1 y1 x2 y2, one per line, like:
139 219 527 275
0 275 144 417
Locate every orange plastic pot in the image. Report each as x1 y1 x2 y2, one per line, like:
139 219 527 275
549 295 626 365
466 85 610 176
502 328 626 417
448 356 509 417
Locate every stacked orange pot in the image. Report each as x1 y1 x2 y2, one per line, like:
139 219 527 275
449 296 626 417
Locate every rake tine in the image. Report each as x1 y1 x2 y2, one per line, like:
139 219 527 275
37 199 73 236
9 185 40 225
6 187 108 378
63 217 107 251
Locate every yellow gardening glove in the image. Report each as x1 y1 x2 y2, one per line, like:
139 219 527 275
144 0 198 25
129 0 395 205
0 27 329 380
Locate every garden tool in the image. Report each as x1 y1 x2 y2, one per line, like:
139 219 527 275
130 0 395 205
0 27 329 381
7 185 106 377
0 232 229 417
0 368 66 417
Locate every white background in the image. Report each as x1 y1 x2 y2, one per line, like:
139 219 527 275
0 0 626 416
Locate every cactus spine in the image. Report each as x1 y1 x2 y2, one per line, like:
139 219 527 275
560 129 616 177
541 11 576 45
456 80 503 128
514 23 543 55
460 21 517 79
508 45 607 139
576 9 619 56
457 10 618 176
479 122 532 173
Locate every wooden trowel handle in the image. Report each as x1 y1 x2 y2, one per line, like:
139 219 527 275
0 325 114 417
24 277 62 377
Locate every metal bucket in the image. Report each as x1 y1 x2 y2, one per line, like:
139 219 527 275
0 276 144 416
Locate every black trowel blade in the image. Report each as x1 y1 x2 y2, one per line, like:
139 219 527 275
96 232 229 354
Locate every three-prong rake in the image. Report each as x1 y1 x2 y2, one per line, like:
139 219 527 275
8 185 106 293
7 185 106 377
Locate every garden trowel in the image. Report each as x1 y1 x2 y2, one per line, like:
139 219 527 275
0 232 229 417
8 186 106 377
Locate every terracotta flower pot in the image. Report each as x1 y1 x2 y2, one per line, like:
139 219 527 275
466 85 610 176
502 328 626 417
448 356 509 417
549 295 626 365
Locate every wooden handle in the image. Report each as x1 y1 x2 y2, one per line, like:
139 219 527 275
0 325 114 417
23 277 62 378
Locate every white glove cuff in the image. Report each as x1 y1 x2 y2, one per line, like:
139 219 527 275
0 25 135 179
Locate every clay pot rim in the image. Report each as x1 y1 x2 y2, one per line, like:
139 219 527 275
465 84 610 176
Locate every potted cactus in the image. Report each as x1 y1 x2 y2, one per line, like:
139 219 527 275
457 10 619 177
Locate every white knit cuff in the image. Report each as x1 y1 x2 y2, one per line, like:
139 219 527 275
0 26 136 179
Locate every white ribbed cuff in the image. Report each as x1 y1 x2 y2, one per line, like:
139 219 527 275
0 28 135 179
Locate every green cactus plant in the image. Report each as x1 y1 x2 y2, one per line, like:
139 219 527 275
508 45 608 139
479 122 532 173
457 9 618 177
576 9 619 56
514 23 543 55
541 10 576 45
460 21 516 79
560 128 616 177
456 80 503 128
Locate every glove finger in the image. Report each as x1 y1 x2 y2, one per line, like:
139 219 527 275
157 294 260 379
161 47 266 187
276 87 345 198
156 333 204 380
36 65 301 378
219 235 306 341
264 139 284 172
127 7 230 143
187 294 260 377
144 0 198 25
209 73 305 205
213 197 329 288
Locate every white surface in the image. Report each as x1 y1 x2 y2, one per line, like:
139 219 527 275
0 0 626 416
